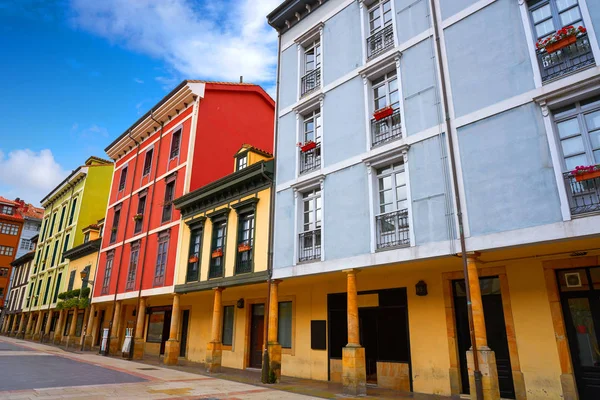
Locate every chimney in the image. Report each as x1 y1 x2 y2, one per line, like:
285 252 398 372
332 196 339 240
240 76 243 83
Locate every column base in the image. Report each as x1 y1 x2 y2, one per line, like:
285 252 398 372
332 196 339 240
24 333 33 340
83 335 94 351
53 334 62 344
560 373 578 400
342 345 367 396
467 347 500 400
32 333 40 341
65 335 80 349
163 339 180 365
133 338 145 360
206 341 222 373
109 336 120 355
268 342 282 383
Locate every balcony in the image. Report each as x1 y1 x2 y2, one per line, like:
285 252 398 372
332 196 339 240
299 143 321 175
299 228 321 262
538 35 595 83
235 242 253 274
371 109 402 147
125 279 135 291
376 209 409 250
367 24 394 60
300 67 321 97
563 173 600 216
208 262 223 279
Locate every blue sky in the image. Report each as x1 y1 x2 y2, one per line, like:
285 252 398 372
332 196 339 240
0 0 279 205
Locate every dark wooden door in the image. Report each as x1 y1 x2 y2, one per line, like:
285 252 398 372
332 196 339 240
561 293 600 400
95 310 105 346
359 308 378 383
454 278 515 399
160 311 172 355
249 304 265 368
180 310 190 358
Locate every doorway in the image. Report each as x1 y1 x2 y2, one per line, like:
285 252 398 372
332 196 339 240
180 310 190 358
95 310 105 346
453 277 515 399
557 267 600 400
249 303 264 368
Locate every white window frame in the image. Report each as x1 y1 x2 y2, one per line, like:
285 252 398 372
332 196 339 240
295 23 324 102
142 145 154 178
294 95 325 178
292 176 325 265
359 0 398 64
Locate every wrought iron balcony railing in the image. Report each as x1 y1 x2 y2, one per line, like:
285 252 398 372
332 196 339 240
235 241 253 274
537 35 595 83
300 67 321 97
208 262 223 279
367 24 395 60
371 109 402 147
125 279 135 291
376 209 409 250
299 143 321 175
153 275 165 287
299 228 321 263
563 172 600 216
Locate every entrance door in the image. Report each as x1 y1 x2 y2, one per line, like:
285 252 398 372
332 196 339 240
359 308 379 383
180 310 190 358
558 267 600 400
160 311 172 355
95 310 105 346
249 303 265 368
454 277 516 399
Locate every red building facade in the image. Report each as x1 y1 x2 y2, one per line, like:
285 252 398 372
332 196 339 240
91 81 274 356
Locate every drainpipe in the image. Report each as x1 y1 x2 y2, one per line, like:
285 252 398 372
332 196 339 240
105 129 140 355
261 31 282 384
127 111 166 359
428 1 483 399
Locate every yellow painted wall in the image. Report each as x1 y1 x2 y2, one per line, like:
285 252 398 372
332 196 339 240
64 252 98 292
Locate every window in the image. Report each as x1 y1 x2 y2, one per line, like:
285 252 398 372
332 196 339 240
50 212 57 236
237 154 248 171
300 109 322 174
170 129 182 159
154 233 169 286
209 220 227 278
529 0 583 40
40 218 48 240
34 280 41 306
63 233 70 255
58 206 66 231
67 270 76 291
371 70 401 146
110 208 120 243
375 162 409 249
142 148 154 176
101 253 114 295
1 223 19 235
81 265 90 289
118 166 128 191
53 273 62 303
68 198 77 226
222 305 235 346
42 245 49 270
301 40 321 97
162 181 175 223
126 243 140 290
0 287 3 299
146 310 165 343
0 267 8 277
278 301 293 349
26 283 33 307
50 240 59 267
299 189 321 262
42 276 52 305
20 238 33 250
235 212 254 274
367 0 394 59
0 246 14 257
553 96 600 215
1 205 14 215
83 232 90 243
134 195 146 234
186 226 203 282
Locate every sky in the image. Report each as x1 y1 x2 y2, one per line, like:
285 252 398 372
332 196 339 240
0 0 280 205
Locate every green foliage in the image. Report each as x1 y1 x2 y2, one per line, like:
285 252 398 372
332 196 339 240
56 301 65 310
64 298 79 309
71 289 81 298
79 297 90 309
80 287 91 299
57 292 67 300
55 289 91 310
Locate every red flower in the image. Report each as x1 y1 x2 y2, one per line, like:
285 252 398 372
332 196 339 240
579 26 587 33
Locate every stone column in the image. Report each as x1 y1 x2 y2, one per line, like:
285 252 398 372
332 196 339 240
206 287 224 373
80 307 90 348
342 269 366 396
43 310 54 342
164 294 181 365
267 280 282 383
109 301 122 355
84 304 96 350
53 310 65 343
24 312 34 339
32 311 43 341
2 315 10 334
17 313 26 338
133 298 146 359
11 314 19 336
465 253 500 400
66 307 79 348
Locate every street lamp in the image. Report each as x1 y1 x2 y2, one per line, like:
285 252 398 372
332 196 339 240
79 269 94 352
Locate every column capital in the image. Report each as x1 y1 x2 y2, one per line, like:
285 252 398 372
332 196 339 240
212 287 225 292
342 268 360 275
270 279 283 285
458 251 481 260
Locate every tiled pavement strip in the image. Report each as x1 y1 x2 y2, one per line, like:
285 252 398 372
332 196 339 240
0 336 317 400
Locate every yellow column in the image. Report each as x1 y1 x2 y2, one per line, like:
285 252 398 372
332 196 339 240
267 280 283 383
464 253 500 400
11 314 20 335
206 287 224 373
164 294 181 365
66 307 79 348
1 315 9 333
133 298 146 360
33 311 43 341
25 312 34 339
84 304 95 350
17 313 26 338
53 310 65 343
342 269 366 396
109 301 121 355
43 310 54 341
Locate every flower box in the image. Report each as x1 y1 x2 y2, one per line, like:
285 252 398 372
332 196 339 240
188 255 199 263
133 213 143 221
299 141 317 153
546 35 577 53
211 248 223 258
571 164 600 182
373 106 394 121
575 170 600 182
238 243 252 252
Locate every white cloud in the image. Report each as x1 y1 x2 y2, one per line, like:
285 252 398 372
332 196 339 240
0 149 68 205
134 78 144 84
69 0 280 87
